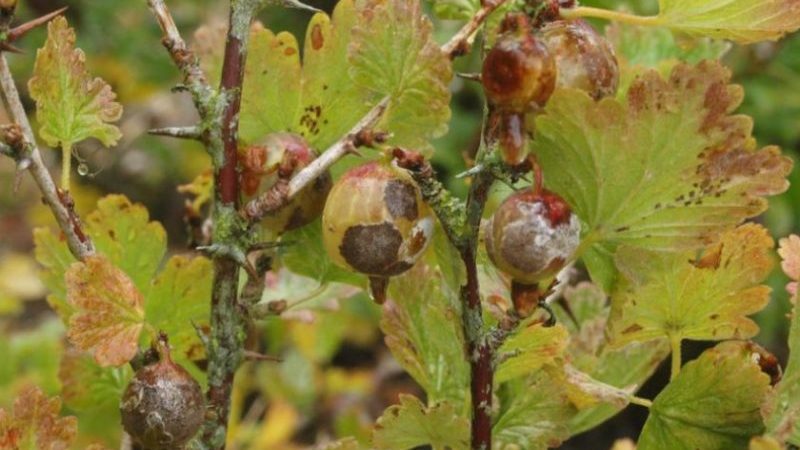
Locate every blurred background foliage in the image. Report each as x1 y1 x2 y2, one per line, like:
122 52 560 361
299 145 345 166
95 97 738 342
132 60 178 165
0 0 797 448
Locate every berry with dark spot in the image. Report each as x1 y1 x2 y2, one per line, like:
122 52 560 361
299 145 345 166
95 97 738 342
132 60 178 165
322 162 434 302
239 133 331 234
482 13 556 112
540 19 619 100
485 189 580 284
120 335 205 450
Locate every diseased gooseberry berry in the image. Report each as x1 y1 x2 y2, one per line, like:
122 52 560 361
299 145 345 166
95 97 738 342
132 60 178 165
540 19 619 100
120 335 205 450
482 13 557 112
485 188 580 285
322 161 434 302
240 132 331 233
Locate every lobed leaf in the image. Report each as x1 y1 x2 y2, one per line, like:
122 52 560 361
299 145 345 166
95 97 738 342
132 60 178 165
761 235 800 446
28 16 122 149
381 264 468 408
609 224 773 347
533 61 791 289
350 0 452 149
638 341 770 450
654 0 800 44
65 255 145 367
58 346 132 412
0 385 77 450
495 323 568 384
372 395 469 450
279 220 364 286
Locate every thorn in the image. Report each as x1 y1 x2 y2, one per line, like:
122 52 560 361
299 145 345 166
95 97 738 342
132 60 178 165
243 350 282 362
457 72 482 82
190 320 210 347
269 0 321 13
197 243 259 280
6 7 67 43
149 125 203 140
455 164 485 179
538 301 557 327
0 41 22 53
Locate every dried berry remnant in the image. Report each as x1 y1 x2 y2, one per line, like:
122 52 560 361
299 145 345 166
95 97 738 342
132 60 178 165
322 162 434 301
540 19 619 100
239 132 332 234
485 189 580 284
120 336 205 450
482 13 556 112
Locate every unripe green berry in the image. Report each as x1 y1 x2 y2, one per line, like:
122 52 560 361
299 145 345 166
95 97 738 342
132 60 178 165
485 189 580 284
540 19 619 100
240 133 331 233
322 162 433 280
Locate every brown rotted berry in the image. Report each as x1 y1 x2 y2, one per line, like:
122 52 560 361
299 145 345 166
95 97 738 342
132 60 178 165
120 336 205 450
482 13 557 112
322 161 434 303
240 133 331 234
485 188 580 285
540 19 619 100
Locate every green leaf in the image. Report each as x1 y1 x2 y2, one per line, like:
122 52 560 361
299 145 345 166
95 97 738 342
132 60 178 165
28 16 122 149
195 0 451 151
381 264 469 407
495 323 568 384
429 0 479 20
609 224 773 347
654 0 800 44
65 255 145 367
372 395 469 450
84 195 167 294
33 228 77 320
638 341 770 450
279 219 364 286
608 24 731 70
58 346 132 412
763 235 800 446
493 372 573 450
143 255 212 379
533 61 791 288
350 0 452 149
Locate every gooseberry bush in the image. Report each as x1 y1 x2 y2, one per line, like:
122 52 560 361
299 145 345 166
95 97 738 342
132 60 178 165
1 0 800 449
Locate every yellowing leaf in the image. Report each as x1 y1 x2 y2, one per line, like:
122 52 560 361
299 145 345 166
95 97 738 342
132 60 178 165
28 16 122 149
495 323 568 384
65 255 145 367
609 224 773 347
655 0 800 44
350 0 452 149
373 395 469 450
779 234 800 295
533 61 791 289
638 341 770 450
0 385 77 450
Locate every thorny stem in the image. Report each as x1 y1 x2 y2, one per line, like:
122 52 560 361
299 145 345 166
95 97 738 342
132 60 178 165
560 6 660 27
0 51 94 260
441 0 511 59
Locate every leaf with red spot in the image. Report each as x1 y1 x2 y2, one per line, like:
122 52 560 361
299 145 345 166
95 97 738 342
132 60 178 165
608 224 773 348
373 395 469 450
495 322 568 384
65 255 145 367
533 61 791 290
0 385 78 449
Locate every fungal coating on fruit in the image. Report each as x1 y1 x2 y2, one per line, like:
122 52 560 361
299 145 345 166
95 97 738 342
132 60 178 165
482 13 556 111
485 189 580 284
322 162 434 277
240 132 332 233
120 339 205 450
540 19 619 100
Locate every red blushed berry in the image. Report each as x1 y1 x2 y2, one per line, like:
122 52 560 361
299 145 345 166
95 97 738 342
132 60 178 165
482 13 557 112
120 336 205 450
239 133 331 234
485 188 580 285
322 161 434 303
540 19 620 100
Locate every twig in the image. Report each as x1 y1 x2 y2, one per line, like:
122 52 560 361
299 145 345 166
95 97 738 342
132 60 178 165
0 53 94 260
242 97 390 222
148 125 203 141
560 6 659 27
441 0 510 58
